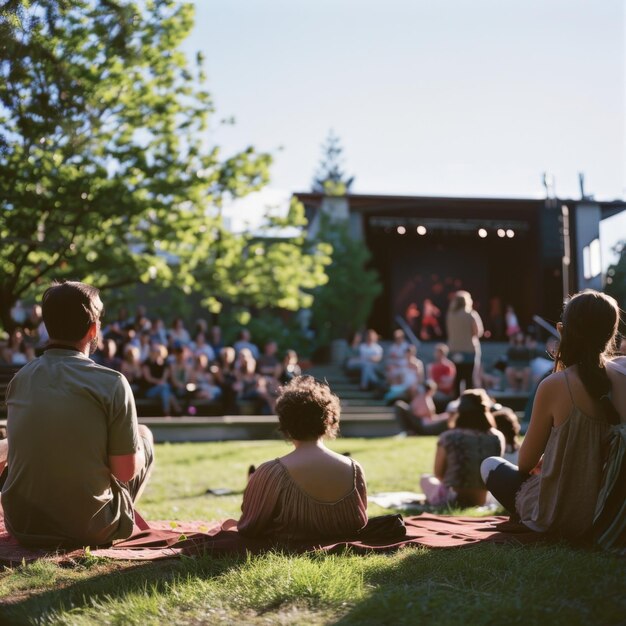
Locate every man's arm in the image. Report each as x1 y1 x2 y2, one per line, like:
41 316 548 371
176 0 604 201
109 446 145 483
0 439 8 475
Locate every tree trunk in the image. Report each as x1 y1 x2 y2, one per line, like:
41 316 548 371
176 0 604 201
0 287 17 333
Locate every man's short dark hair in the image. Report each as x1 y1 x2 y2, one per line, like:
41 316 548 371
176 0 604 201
42 281 102 342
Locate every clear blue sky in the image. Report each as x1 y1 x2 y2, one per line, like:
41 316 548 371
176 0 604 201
183 0 625 257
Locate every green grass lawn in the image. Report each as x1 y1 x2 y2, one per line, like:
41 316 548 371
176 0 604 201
0 437 624 625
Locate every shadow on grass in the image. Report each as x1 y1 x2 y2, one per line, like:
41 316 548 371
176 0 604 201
335 542 626 626
0 554 239 624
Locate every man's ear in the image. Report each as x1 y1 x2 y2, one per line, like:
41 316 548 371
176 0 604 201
86 321 98 340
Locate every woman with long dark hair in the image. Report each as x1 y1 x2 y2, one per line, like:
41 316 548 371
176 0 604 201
481 289 625 540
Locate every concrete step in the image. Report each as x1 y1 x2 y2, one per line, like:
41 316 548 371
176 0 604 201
135 413 399 442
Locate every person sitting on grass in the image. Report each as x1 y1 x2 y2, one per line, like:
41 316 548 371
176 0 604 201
492 407 521 464
237 376 368 540
481 289 626 541
383 345 424 405
420 388 504 507
394 380 450 436
0 281 154 549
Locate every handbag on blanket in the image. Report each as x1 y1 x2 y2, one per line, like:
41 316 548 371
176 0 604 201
356 514 407 543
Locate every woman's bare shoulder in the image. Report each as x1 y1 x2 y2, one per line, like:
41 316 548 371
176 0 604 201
536 370 567 392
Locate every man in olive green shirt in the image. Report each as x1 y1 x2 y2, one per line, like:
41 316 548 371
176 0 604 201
0 281 154 548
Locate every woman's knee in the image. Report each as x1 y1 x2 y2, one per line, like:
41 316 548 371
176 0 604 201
480 456 507 484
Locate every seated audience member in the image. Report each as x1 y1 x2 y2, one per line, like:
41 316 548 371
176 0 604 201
149 318 168 346
169 343 193 405
359 329 383 391
233 348 272 414
233 328 260 360
6 328 28 366
168 317 191 348
189 354 222 402
102 320 125 351
492 407 521 464
22 304 43 339
134 330 152 363
208 325 224 355
420 389 504 507
394 381 450 436
505 332 531 391
214 346 238 413
1 281 154 549
529 336 558 386
194 318 209 339
343 331 363 378
427 343 457 410
237 376 368 539
142 344 182 416
190 332 216 362
93 338 122 372
385 329 410 383
257 341 282 378
383 345 424 404
280 350 302 385
121 345 144 395
481 289 626 542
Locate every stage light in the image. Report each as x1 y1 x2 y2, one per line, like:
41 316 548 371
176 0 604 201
497 228 506 238
506 229 515 238
416 225 427 235
478 228 488 238
397 226 406 235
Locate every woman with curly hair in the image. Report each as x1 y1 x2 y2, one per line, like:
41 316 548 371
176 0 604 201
237 376 368 539
481 289 625 540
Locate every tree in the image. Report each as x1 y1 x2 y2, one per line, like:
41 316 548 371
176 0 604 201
311 130 354 196
195 197 332 321
605 240 625 328
309 214 381 346
0 1 328 329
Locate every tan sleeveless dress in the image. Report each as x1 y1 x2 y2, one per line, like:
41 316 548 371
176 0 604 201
515 371 614 539
237 458 368 540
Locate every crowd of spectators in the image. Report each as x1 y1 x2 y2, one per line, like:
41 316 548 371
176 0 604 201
0 301 302 417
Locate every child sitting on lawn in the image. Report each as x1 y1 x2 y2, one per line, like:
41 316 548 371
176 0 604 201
237 376 368 540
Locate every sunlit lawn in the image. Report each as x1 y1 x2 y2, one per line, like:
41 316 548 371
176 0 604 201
0 438 624 625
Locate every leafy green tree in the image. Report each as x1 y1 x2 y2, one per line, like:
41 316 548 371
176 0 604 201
605 240 625 330
0 1 328 330
311 130 354 197
195 197 331 321
310 214 381 346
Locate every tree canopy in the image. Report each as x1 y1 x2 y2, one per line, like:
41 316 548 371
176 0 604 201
0 0 329 330
309 214 381 345
605 240 625 330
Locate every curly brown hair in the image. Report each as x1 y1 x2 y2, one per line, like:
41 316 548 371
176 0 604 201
275 376 341 441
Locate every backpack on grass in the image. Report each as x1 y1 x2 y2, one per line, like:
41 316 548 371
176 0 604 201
592 404 626 555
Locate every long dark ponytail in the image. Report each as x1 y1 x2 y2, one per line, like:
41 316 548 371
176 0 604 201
554 290 621 421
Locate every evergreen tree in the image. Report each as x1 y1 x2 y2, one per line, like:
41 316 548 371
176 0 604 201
310 215 381 346
311 130 354 196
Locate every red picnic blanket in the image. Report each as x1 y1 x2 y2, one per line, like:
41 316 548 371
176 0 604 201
0 507 545 565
